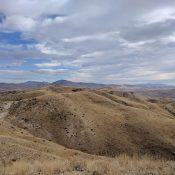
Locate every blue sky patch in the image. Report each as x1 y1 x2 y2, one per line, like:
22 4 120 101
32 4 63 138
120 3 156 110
0 32 37 45
0 13 6 23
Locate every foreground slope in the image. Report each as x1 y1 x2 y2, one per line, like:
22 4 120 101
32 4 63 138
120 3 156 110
0 114 175 175
2 85 175 160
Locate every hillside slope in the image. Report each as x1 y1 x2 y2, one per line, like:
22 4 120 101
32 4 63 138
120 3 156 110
1 120 175 175
2 85 175 160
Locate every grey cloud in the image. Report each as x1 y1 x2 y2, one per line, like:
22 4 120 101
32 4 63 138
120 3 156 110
0 0 175 84
121 20 175 42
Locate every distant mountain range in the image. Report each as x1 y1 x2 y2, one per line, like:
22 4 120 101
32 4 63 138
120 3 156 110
120 83 175 90
52 80 109 89
0 81 49 91
0 80 174 91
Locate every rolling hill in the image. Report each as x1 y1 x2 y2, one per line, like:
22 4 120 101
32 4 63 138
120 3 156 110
2 85 175 159
0 85 175 174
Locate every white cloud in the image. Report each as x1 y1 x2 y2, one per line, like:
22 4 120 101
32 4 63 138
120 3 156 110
0 0 69 18
161 33 175 44
120 39 155 49
152 73 175 80
41 16 69 27
70 71 94 82
139 8 175 25
0 15 36 32
80 51 105 58
62 31 119 43
36 43 71 56
35 60 61 68
33 68 69 75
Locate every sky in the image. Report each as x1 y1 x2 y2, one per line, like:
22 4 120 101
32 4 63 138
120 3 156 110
0 0 175 84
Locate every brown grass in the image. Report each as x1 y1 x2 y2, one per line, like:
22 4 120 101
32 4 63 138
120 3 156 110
1 86 175 174
5 86 175 159
1 155 175 175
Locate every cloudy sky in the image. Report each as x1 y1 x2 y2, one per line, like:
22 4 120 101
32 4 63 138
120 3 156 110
0 0 175 84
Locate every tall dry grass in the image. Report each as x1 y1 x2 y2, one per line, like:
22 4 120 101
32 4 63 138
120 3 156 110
0 155 175 175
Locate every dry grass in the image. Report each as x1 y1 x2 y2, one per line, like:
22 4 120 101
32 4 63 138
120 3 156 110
1 86 175 174
1 155 175 175
6 86 175 159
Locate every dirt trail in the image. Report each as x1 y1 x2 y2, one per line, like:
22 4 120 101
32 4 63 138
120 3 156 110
0 102 12 119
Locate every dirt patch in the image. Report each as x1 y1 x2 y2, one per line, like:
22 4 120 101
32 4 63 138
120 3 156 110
0 102 12 119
